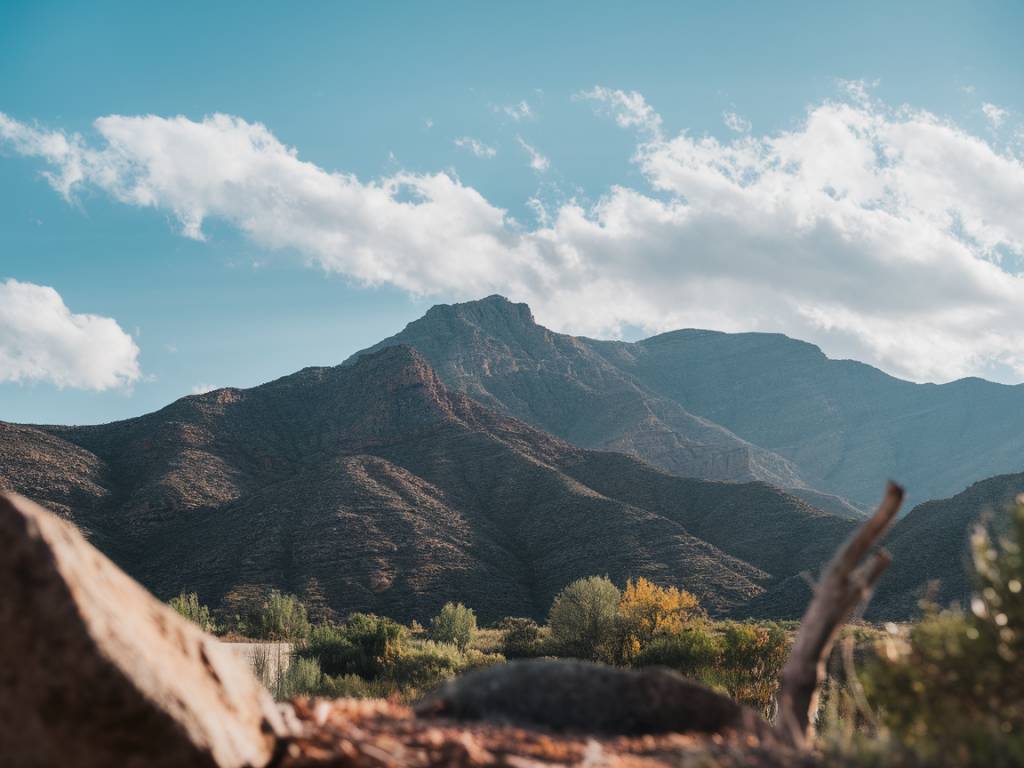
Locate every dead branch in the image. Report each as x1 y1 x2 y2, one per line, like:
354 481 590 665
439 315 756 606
775 481 904 749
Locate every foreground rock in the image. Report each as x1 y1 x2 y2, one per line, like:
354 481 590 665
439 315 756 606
0 491 286 768
418 660 774 739
282 698 811 768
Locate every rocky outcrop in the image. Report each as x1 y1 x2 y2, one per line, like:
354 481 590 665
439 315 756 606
0 491 287 768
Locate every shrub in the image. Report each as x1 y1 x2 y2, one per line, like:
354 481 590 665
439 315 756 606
168 591 216 633
259 590 311 641
634 623 721 677
318 673 395 700
430 602 477 651
858 501 1024 766
389 640 467 689
617 577 701 662
277 656 323 699
548 576 621 662
714 621 789 717
298 613 407 678
498 617 543 658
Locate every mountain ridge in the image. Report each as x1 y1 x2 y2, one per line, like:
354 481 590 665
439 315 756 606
0 345 853 621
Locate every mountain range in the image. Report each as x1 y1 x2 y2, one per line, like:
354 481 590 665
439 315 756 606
0 345 854 622
1 295 1020 621
352 296 1024 515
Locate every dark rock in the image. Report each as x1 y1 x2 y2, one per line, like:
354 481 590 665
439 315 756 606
417 659 774 739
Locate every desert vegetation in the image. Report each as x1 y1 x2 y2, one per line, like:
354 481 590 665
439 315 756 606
167 495 1024 766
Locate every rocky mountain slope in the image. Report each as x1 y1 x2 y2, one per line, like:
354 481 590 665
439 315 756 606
354 296 1024 515
0 346 853 622
347 296 859 514
617 328 1024 512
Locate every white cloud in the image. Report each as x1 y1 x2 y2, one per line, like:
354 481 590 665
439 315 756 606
190 383 219 395
495 100 534 121
454 136 496 158
982 102 1008 129
0 278 141 390
5 91 1024 384
723 111 751 133
516 136 549 172
576 86 663 138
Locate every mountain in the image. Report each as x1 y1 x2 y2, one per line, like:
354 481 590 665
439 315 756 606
868 471 1024 617
354 296 1024 514
741 473 1024 620
346 296 863 514
0 345 851 622
615 329 1024 512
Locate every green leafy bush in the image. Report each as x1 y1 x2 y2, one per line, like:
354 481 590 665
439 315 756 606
168 591 216 633
498 617 544 658
259 590 311 641
634 623 721 677
298 613 407 678
430 602 477 651
548 575 621 662
714 621 789 716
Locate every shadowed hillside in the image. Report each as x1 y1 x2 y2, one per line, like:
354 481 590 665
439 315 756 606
0 346 852 621
620 329 1024 512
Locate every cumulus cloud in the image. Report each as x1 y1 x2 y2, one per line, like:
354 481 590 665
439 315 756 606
0 278 141 390
454 136 496 158
982 102 1008 129
516 136 549 172
190 383 219 395
4 91 1024 384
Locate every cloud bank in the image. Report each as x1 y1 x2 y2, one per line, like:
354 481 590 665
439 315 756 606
0 279 141 390
3 88 1024 383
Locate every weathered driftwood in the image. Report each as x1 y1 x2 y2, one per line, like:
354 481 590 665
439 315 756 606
775 481 904 748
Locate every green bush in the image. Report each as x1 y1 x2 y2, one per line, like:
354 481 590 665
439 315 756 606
634 623 721 677
389 640 467 689
713 621 789 717
498 617 544 658
430 602 477 651
168 591 216 633
318 673 396 700
277 656 323 699
297 613 407 678
548 575 621 662
259 590 311 641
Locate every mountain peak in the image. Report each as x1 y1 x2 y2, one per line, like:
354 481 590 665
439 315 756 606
423 295 536 328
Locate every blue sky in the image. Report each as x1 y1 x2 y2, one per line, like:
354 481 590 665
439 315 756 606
1 1 1023 424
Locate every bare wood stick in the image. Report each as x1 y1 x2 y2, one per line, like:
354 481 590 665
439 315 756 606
775 481 904 749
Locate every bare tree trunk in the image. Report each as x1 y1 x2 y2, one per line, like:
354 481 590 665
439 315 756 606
775 482 904 749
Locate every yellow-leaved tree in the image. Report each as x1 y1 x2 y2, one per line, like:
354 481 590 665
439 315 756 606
617 577 701 663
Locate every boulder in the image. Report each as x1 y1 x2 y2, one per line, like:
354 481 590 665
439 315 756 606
0 492 286 768
417 659 774 739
